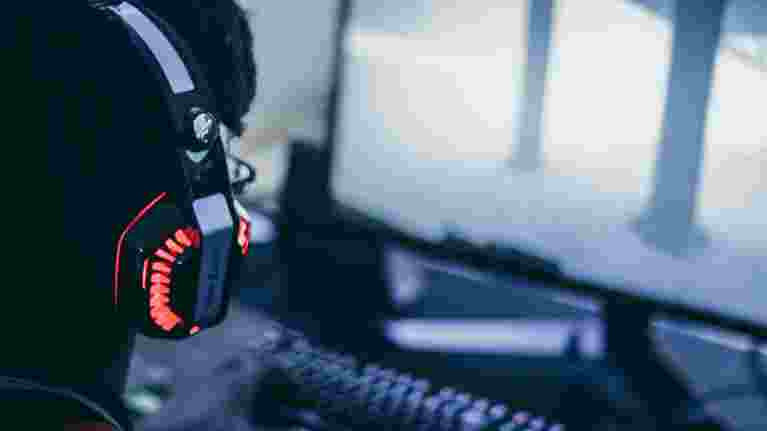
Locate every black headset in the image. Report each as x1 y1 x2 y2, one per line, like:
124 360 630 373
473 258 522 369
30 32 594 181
90 0 252 338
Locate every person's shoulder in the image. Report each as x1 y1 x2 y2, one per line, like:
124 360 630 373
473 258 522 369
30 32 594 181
0 377 129 431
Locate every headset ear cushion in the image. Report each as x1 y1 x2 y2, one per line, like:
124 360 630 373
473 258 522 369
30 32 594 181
116 197 195 336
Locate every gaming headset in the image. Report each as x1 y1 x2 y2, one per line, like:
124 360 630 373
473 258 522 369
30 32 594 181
90 0 252 339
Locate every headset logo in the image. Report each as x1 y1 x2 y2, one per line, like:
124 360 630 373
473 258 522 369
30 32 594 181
193 110 216 145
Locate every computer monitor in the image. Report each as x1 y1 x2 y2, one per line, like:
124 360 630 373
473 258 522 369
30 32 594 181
327 0 767 334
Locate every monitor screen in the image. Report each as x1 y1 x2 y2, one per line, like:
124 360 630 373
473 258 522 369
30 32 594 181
330 0 767 329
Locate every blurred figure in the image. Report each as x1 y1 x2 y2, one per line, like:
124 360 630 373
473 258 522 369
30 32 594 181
6 1 256 429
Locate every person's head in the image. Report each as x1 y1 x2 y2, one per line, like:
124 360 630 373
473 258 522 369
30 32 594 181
6 0 256 400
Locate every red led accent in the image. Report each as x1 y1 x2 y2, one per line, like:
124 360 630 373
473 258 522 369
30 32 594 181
183 228 201 248
150 273 171 285
237 217 251 256
189 325 201 335
152 262 172 275
150 296 170 307
161 311 181 328
174 229 192 247
147 229 199 332
145 227 201 332
150 284 170 295
150 305 182 331
114 192 168 307
155 317 170 330
148 256 181 332
154 249 176 263
141 259 149 290
165 238 185 255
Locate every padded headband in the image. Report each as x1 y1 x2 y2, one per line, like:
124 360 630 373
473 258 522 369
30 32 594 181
96 1 220 151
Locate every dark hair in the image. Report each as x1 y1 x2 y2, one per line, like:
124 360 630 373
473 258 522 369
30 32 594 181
5 0 256 406
142 0 258 137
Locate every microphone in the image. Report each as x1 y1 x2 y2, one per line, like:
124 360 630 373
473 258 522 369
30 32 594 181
251 326 566 431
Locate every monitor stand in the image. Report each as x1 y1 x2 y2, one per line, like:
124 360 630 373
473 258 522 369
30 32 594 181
593 300 729 430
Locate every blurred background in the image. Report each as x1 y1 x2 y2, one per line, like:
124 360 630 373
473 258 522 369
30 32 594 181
237 0 765 227
129 1 766 429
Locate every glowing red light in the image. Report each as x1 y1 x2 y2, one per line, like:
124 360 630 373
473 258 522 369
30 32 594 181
174 229 192 247
184 228 201 248
150 284 170 295
165 238 185 255
114 192 167 307
147 228 201 333
149 304 182 332
150 296 170 307
152 261 172 275
150 273 171 285
141 259 149 290
154 249 176 263
237 217 251 256
189 325 201 335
